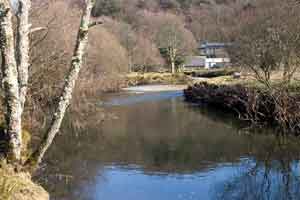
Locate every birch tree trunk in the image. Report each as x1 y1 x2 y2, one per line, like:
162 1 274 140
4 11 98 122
0 0 22 162
169 47 176 74
15 0 31 111
171 60 175 74
26 0 94 167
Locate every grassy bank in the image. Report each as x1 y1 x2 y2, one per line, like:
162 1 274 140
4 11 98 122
0 128 47 200
125 72 191 86
0 165 49 200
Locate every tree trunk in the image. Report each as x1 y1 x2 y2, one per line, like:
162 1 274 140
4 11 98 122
171 60 175 74
16 0 31 111
0 0 22 162
169 47 176 74
26 0 94 167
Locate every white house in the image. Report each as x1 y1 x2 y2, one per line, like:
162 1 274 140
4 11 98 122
183 42 231 70
199 42 231 69
204 57 231 68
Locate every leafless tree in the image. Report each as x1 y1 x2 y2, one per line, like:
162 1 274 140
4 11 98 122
229 0 300 88
0 0 101 170
226 0 300 132
156 23 181 74
154 14 196 73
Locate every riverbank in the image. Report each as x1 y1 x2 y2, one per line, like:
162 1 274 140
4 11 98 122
125 72 191 86
184 80 300 134
0 166 49 200
124 69 240 87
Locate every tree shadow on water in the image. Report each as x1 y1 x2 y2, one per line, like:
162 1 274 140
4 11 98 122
212 136 300 200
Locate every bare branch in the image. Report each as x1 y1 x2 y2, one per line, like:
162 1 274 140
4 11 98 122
88 20 103 28
30 27 47 34
26 0 95 169
30 15 55 50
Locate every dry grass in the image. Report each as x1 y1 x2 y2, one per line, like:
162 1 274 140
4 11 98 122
190 73 256 87
191 70 300 91
0 164 49 200
126 72 191 86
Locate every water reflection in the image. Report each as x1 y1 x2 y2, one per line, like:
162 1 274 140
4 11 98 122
103 91 183 106
37 92 300 200
214 137 300 200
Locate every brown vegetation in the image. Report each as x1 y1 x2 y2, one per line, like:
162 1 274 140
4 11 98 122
21 1 131 142
228 0 300 88
184 82 300 134
0 165 49 200
2 0 236 168
126 72 190 86
184 68 236 78
0 0 98 172
185 0 300 134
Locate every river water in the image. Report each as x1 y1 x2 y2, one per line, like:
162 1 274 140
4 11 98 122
40 90 300 200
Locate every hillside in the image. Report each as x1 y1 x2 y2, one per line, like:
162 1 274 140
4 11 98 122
25 0 261 122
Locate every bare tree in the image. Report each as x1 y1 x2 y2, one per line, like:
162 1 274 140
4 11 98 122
229 0 300 88
26 0 96 168
133 33 164 72
155 17 196 74
104 20 137 72
156 23 183 74
226 0 300 132
0 0 100 169
105 19 164 72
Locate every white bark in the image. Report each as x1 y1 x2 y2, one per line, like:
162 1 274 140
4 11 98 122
27 0 94 166
0 0 22 161
15 0 31 111
169 47 177 74
171 60 175 74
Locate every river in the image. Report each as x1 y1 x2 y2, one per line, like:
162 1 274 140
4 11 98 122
38 90 300 200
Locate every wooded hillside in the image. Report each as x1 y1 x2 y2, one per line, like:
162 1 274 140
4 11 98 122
30 0 254 75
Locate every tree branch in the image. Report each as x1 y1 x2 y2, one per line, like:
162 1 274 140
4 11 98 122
88 20 103 28
30 27 47 34
26 0 95 170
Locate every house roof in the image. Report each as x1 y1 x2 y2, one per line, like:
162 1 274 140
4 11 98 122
184 56 205 67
